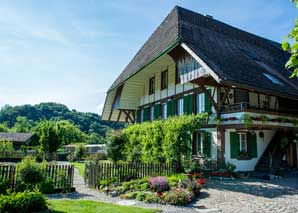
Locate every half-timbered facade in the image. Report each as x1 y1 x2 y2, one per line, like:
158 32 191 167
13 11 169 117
102 6 298 171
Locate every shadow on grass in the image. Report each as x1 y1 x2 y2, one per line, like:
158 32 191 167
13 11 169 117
202 174 298 199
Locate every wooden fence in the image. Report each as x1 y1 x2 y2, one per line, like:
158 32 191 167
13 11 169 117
84 162 181 188
0 164 74 190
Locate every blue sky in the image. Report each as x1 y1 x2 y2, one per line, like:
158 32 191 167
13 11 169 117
0 0 296 114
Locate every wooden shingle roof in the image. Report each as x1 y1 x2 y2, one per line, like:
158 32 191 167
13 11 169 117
109 6 298 99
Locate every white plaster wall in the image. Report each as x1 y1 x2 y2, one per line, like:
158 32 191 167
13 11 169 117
224 129 275 171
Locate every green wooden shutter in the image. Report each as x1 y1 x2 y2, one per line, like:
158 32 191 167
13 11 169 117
205 89 212 113
250 133 258 158
188 94 193 114
154 104 161 120
143 107 149 121
167 100 175 117
203 132 212 158
192 132 197 155
183 95 188 114
136 109 141 123
230 132 239 159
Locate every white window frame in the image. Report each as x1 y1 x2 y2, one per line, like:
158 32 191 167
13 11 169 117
197 132 205 156
161 103 167 120
197 93 205 113
238 133 248 153
177 98 184 116
150 106 154 121
140 109 144 122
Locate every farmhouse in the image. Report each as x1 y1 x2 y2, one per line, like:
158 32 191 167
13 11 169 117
0 132 36 150
102 6 298 171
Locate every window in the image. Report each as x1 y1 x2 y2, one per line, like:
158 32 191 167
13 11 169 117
177 98 184 116
238 133 247 154
140 109 144 122
161 103 167 120
150 106 154 121
196 93 205 113
161 70 168 90
263 73 283 85
149 77 155 95
195 131 211 158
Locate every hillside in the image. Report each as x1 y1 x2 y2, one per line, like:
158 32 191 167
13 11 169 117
0 103 124 136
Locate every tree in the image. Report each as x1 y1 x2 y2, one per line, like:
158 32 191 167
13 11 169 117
106 130 126 162
0 123 9 132
12 116 34 133
55 120 86 145
282 0 298 77
35 121 60 154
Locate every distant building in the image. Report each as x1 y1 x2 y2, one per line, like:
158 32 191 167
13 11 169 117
0 132 37 150
64 144 106 154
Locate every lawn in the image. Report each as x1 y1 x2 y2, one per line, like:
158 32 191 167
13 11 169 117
48 200 159 213
71 162 85 177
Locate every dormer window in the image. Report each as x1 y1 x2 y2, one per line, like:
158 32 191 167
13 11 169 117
263 73 283 85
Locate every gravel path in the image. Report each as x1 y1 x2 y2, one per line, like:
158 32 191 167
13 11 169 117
195 174 298 213
48 167 298 213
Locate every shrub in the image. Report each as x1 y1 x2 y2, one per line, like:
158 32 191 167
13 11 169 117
120 192 138 199
149 176 169 192
0 191 48 212
136 192 147 201
39 179 55 194
144 193 160 203
225 163 236 173
162 188 194 205
85 153 107 161
74 144 86 161
0 178 10 195
16 156 44 188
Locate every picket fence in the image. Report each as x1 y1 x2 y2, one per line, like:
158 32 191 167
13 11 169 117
84 162 181 188
0 164 74 190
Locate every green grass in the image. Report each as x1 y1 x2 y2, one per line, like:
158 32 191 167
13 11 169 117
48 200 159 213
71 162 85 177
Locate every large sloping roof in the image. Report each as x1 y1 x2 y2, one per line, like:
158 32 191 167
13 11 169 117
0 133 33 143
109 6 298 99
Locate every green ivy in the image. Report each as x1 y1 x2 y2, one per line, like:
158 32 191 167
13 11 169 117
123 114 207 164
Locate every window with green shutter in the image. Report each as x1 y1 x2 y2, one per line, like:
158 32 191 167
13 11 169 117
230 132 239 159
167 100 175 117
183 95 189 114
195 131 211 158
154 104 161 120
136 109 141 123
249 133 258 158
183 94 194 114
143 107 149 122
205 89 212 113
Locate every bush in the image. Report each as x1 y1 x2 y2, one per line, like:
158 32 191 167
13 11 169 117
149 176 169 192
0 178 10 195
144 193 160 203
16 156 44 189
85 153 107 161
0 191 48 212
225 163 236 173
167 174 186 187
136 192 147 201
162 188 194 205
39 179 55 194
120 192 138 199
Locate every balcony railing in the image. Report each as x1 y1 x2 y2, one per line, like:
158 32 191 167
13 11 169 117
221 102 298 115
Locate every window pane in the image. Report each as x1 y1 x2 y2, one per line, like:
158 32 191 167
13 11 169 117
177 98 183 116
150 106 154 121
162 103 167 120
197 93 205 113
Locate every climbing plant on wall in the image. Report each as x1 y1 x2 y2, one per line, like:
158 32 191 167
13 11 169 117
122 114 208 164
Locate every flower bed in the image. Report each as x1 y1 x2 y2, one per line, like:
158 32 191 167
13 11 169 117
99 174 205 206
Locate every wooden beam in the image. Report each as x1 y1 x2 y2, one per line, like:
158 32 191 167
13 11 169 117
200 85 220 115
117 110 122 122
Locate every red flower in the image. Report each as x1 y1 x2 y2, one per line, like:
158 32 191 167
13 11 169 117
196 178 206 185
